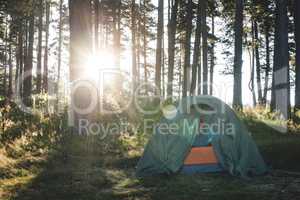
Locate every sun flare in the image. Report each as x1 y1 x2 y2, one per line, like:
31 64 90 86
85 51 117 82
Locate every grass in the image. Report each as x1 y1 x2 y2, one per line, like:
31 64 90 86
1 111 300 200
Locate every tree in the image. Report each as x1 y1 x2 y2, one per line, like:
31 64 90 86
262 23 271 105
182 0 193 97
69 0 93 129
2 17 8 97
202 0 208 95
94 0 100 52
131 0 137 91
36 0 43 93
167 0 179 97
250 20 257 106
16 21 23 95
43 1 50 92
8 37 12 98
271 0 290 119
57 0 63 96
232 0 244 109
254 21 263 105
155 0 163 95
190 0 202 96
209 14 215 96
23 12 34 106
295 0 300 116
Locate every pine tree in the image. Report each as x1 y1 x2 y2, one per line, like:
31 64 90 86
271 0 290 119
232 0 244 109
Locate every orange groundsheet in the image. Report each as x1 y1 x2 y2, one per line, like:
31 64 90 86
184 147 219 165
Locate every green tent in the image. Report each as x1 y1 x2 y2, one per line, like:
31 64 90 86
136 96 267 178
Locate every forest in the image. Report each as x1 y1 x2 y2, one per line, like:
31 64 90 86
0 0 300 199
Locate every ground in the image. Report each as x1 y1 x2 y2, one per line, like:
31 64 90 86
1 114 300 200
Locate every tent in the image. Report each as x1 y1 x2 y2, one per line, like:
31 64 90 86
136 96 267 178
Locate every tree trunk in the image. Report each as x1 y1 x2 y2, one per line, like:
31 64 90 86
57 0 63 99
8 41 13 99
263 25 270 106
155 0 164 95
209 15 215 96
23 13 34 106
43 2 50 93
94 0 99 52
272 0 291 119
167 0 179 97
15 23 23 94
190 0 201 95
182 0 193 97
69 0 93 129
143 0 148 93
254 21 263 105
202 0 208 95
251 20 257 106
137 17 141 84
21 20 28 98
2 20 8 97
232 0 244 109
295 0 300 115
117 0 121 69
36 0 43 93
131 0 138 91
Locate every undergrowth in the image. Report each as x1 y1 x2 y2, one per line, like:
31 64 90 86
0 102 300 200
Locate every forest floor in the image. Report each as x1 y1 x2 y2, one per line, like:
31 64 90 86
1 116 300 200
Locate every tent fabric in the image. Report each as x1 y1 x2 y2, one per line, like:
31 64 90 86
181 164 224 174
192 134 212 147
136 115 198 176
136 96 268 178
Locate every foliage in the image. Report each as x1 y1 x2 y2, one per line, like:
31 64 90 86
0 101 68 151
1 107 300 200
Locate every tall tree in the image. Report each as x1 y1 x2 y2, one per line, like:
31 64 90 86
23 12 34 106
57 0 63 97
167 0 179 97
295 0 300 115
250 20 257 106
263 24 271 106
182 0 193 97
190 0 201 96
36 0 43 93
271 0 290 119
2 18 8 97
202 0 208 95
94 0 99 52
209 14 215 96
142 0 148 92
131 0 137 91
254 21 263 105
232 0 244 109
43 1 50 92
155 0 163 95
8 39 12 98
69 0 92 129
16 23 23 94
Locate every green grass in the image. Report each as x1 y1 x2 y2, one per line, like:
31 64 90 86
1 115 300 200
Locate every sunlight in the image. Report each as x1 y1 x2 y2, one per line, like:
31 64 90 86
85 50 116 82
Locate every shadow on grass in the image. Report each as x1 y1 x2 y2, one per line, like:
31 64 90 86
5 124 300 200
9 137 116 200
245 118 300 172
